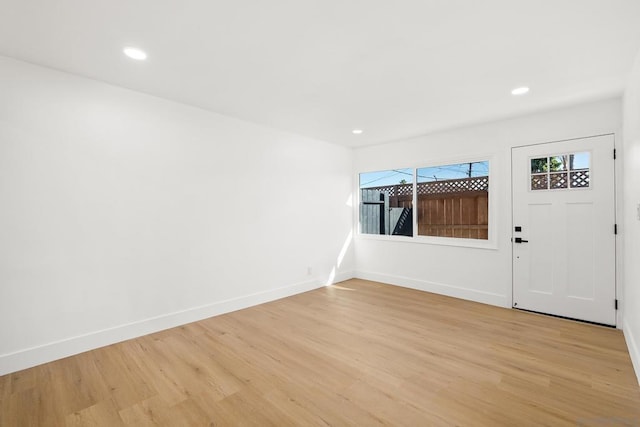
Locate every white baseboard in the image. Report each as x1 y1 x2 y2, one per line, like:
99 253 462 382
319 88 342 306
622 318 640 386
355 270 509 308
332 270 355 284
0 278 328 376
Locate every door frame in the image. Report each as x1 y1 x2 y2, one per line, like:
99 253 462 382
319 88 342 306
510 133 619 326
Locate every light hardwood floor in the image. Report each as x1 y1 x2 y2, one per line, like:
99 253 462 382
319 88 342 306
1 279 639 426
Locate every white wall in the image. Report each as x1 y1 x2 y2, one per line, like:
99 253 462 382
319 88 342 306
623 48 640 384
353 98 622 309
0 56 354 375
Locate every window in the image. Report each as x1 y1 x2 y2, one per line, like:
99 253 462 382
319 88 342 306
358 160 491 242
416 161 489 240
359 168 413 236
530 152 590 190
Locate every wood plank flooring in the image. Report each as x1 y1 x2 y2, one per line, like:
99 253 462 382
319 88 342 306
1 279 639 426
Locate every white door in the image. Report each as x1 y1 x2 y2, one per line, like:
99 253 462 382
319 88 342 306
512 135 616 326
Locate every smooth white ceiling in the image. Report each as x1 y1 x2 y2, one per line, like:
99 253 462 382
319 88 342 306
1 0 640 147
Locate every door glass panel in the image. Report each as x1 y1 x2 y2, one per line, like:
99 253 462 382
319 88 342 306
569 152 590 170
531 158 548 173
530 152 590 191
570 170 589 188
531 174 548 190
550 172 568 189
550 155 567 171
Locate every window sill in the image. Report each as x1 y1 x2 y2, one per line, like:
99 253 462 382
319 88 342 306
355 233 498 250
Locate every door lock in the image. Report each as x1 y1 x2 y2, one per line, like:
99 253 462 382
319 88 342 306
514 237 529 243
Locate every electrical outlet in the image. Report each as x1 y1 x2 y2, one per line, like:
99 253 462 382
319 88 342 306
307 266 312 276
637 203 640 221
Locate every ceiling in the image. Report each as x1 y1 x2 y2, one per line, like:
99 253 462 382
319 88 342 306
1 0 640 147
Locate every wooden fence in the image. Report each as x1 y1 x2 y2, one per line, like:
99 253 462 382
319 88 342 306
361 176 488 239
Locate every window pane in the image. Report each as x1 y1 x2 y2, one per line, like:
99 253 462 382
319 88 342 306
359 168 413 236
550 155 567 171
531 158 548 173
570 170 590 188
570 152 589 170
531 174 548 190
416 161 489 240
550 172 568 189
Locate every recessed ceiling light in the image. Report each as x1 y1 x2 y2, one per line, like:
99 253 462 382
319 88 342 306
123 47 147 61
352 129 363 134
511 87 530 96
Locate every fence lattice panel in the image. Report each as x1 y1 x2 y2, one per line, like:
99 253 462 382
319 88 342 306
417 176 489 195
